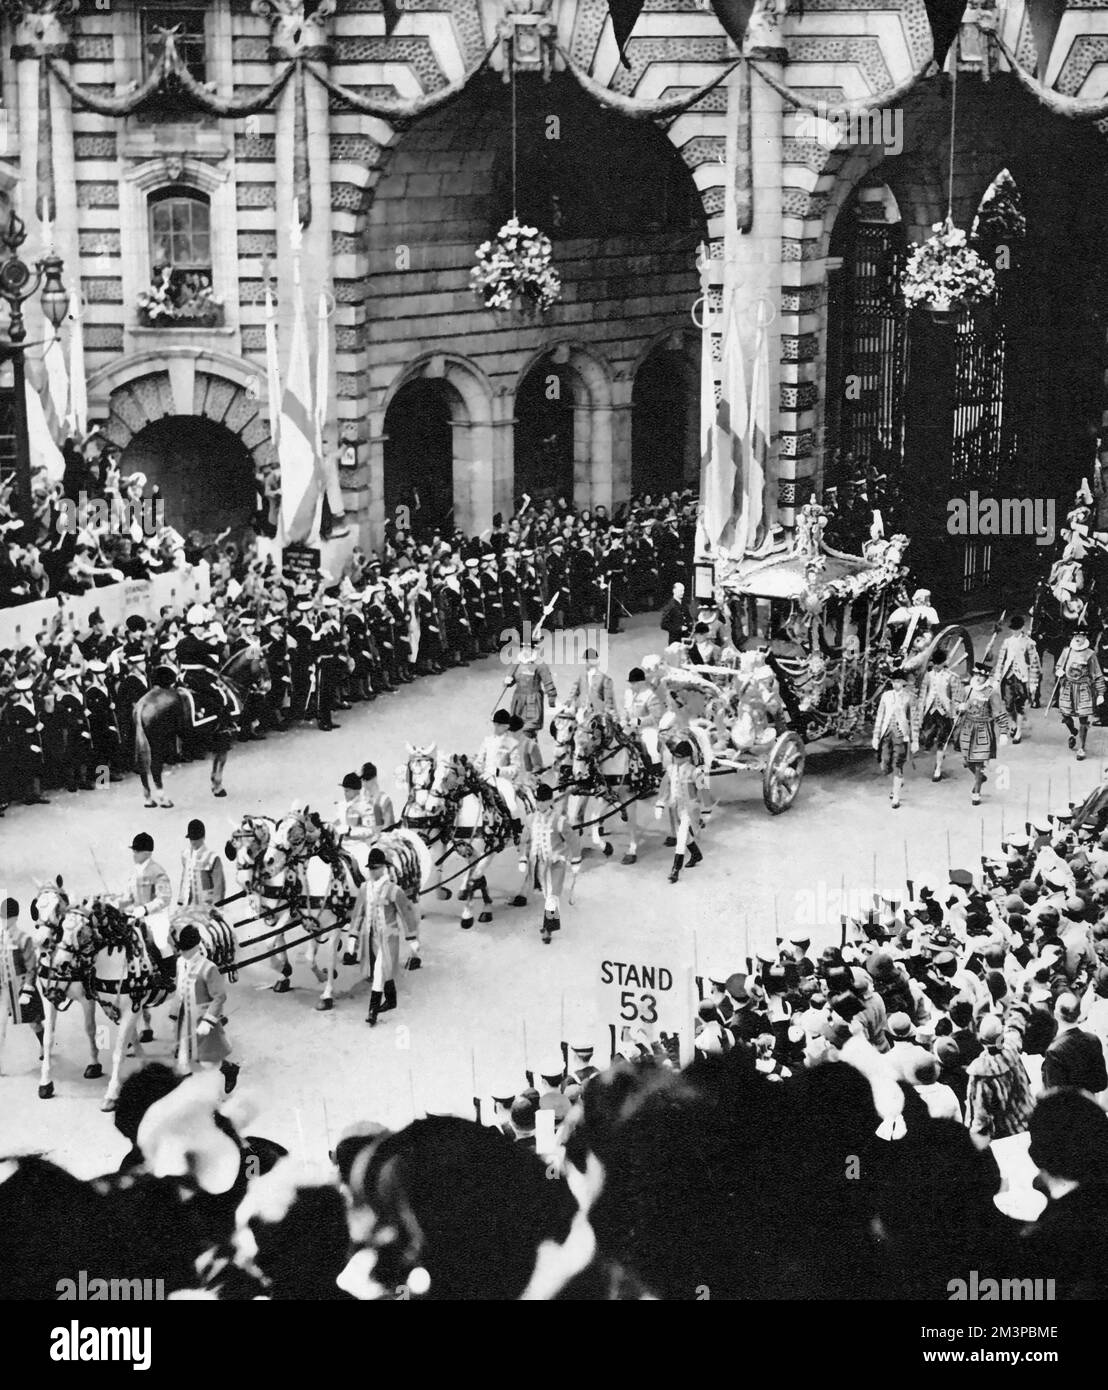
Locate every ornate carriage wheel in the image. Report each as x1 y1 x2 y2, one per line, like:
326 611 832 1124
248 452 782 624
926 624 975 680
762 731 805 814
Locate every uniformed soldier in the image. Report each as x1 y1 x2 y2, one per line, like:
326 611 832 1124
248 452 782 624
461 557 486 660
115 641 149 766
84 659 124 780
177 819 226 915
311 596 345 731
480 550 505 654
288 598 315 721
565 1041 598 1090
600 531 627 635
3 668 49 804
177 605 233 728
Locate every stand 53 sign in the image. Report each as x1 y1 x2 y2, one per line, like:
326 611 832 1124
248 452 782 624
597 958 695 1056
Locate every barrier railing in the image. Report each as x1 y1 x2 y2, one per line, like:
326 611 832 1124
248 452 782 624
0 562 211 652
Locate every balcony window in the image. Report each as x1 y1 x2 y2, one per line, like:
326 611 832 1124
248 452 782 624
139 190 223 326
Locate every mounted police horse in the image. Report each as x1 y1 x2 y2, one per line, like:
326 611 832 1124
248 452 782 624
33 886 234 1109
262 808 429 1009
401 746 532 929
134 644 271 805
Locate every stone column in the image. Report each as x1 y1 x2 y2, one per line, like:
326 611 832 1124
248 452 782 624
491 388 515 523
609 375 634 508
740 15 788 529
452 416 496 537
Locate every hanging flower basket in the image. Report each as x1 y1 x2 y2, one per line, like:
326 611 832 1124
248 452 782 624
470 217 561 314
902 219 995 324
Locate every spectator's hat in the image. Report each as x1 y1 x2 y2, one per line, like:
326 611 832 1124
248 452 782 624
933 1036 960 1066
1051 807 1073 824
85 659 107 674
887 1012 916 1041
788 928 811 946
296 598 314 612
367 848 388 868
569 1040 594 1058
949 868 975 891
1006 833 1030 851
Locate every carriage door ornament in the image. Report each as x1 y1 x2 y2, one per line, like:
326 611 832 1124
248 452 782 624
498 0 557 81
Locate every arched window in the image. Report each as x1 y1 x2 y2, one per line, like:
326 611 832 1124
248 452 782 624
144 188 219 323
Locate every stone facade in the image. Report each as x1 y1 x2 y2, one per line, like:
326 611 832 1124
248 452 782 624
2 0 1108 551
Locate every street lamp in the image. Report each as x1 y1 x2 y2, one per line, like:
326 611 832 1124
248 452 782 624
0 208 68 522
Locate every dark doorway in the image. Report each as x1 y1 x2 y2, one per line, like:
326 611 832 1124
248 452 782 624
514 359 575 508
120 414 256 539
383 378 456 537
632 345 696 496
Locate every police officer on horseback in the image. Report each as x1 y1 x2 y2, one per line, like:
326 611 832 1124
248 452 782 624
177 604 236 729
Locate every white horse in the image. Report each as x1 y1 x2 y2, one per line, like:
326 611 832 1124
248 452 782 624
568 711 659 866
401 750 534 929
262 808 431 1009
226 814 297 993
35 895 170 1110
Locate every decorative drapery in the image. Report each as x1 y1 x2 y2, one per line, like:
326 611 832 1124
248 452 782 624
41 28 295 117
35 56 55 224
993 35 1108 119
747 55 933 119
302 45 497 123
557 45 741 122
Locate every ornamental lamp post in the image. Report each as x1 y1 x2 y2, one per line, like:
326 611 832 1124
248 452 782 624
0 208 68 522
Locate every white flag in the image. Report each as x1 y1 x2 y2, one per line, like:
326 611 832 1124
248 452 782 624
279 212 319 545
67 289 87 438
264 282 281 448
744 299 770 550
26 376 64 484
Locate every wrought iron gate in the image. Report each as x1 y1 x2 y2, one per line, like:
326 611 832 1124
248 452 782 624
825 215 907 483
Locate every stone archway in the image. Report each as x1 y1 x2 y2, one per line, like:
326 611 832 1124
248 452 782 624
380 353 496 538
89 358 273 541
513 342 614 513
91 357 274 481
121 415 258 539
631 330 699 497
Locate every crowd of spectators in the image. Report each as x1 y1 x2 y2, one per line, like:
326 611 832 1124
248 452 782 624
6 802 1108 1300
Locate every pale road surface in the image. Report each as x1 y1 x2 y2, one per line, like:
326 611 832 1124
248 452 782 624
0 615 1095 1177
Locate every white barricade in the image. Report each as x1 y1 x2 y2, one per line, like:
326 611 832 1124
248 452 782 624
0 562 211 651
